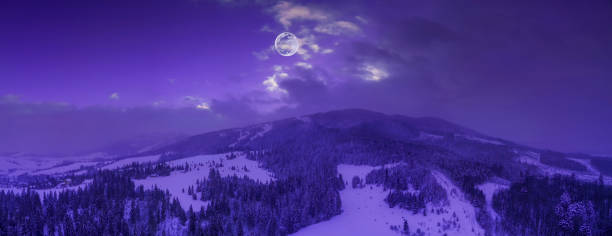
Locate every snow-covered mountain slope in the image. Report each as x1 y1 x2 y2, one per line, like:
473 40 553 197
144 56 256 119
516 151 612 185
292 164 484 236
0 152 112 176
100 154 161 170
34 161 99 175
133 153 274 210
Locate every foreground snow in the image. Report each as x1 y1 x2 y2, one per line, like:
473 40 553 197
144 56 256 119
133 153 273 210
292 164 484 236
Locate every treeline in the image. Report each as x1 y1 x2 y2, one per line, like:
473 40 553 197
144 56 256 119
493 174 612 235
189 169 342 236
0 170 187 235
365 164 447 213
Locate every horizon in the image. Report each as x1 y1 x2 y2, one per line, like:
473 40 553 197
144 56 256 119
2 0 612 155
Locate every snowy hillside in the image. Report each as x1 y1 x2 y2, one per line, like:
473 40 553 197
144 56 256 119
292 164 485 236
133 153 274 210
515 150 612 185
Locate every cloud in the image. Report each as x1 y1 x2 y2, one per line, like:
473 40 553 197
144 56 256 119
260 24 274 32
252 46 273 61
361 64 389 81
181 95 214 110
355 15 368 24
262 66 289 93
321 48 334 54
314 20 361 36
195 102 211 110
272 1 328 29
295 62 312 69
182 95 202 104
109 92 119 100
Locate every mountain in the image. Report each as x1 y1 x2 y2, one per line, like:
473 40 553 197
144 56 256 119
148 109 605 177
2 109 612 236
151 109 508 159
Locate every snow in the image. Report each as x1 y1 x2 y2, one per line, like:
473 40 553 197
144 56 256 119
133 153 273 211
476 182 509 221
250 123 273 141
229 129 250 147
516 152 612 185
100 154 160 170
0 179 93 203
567 158 600 175
0 157 63 176
458 135 504 145
0 153 112 176
417 132 444 141
430 171 485 236
34 161 99 175
292 165 485 236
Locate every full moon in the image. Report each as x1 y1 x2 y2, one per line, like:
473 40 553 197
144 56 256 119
274 32 299 56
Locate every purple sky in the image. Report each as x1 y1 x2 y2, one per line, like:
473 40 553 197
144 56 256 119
1 0 611 155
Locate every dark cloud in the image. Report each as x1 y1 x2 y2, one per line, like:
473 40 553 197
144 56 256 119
386 17 457 50
280 69 329 106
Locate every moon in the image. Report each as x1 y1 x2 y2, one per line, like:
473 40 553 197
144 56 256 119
274 32 299 56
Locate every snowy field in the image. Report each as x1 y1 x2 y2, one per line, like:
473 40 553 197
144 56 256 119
292 164 484 236
133 153 274 210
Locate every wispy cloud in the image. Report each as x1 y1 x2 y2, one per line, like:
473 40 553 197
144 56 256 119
109 92 120 100
252 46 274 61
196 102 211 110
361 64 388 81
295 62 312 69
314 21 361 36
272 1 328 29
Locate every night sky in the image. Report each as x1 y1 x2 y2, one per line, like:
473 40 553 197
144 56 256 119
1 0 611 155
